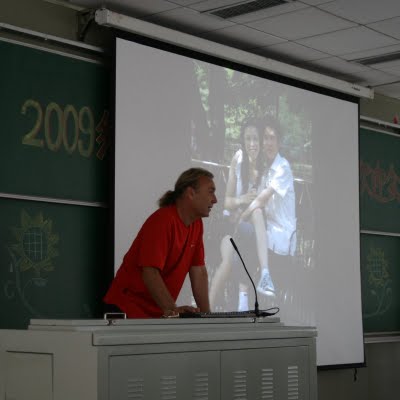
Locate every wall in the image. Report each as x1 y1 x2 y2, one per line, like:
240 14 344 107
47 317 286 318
361 93 400 124
1 1 399 399
1 0 77 39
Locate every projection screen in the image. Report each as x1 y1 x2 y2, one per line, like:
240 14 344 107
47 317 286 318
114 36 364 367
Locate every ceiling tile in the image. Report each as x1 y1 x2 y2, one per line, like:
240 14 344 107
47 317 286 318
168 0 206 5
191 0 309 23
253 41 329 63
68 0 400 97
299 0 334 4
298 56 369 75
368 17 400 40
293 57 373 83
200 25 286 50
319 0 400 25
353 68 399 86
374 63 400 77
372 58 400 69
247 7 355 40
298 26 399 56
144 6 234 35
341 44 400 61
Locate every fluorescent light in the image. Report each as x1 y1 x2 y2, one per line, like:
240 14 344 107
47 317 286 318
353 51 400 67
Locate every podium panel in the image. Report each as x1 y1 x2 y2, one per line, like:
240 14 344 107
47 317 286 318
221 346 309 400
110 351 220 400
0 318 317 400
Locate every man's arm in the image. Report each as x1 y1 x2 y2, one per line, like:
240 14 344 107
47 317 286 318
189 265 210 313
142 267 199 316
141 267 176 313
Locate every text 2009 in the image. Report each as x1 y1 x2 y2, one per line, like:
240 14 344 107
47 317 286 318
21 99 108 160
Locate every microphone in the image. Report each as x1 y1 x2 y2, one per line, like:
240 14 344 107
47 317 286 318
230 237 277 318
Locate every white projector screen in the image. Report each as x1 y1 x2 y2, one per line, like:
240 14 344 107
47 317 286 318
114 36 364 367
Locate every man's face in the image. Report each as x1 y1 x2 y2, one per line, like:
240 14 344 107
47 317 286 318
263 126 279 163
191 176 218 218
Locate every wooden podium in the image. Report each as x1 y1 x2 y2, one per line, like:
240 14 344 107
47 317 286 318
0 317 317 400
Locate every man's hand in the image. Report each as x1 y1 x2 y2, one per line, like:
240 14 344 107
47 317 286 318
162 305 200 318
142 267 203 317
176 305 200 313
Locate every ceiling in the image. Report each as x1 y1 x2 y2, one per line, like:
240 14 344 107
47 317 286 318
61 0 400 99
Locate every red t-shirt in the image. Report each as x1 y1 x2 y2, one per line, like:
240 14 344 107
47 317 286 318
104 205 205 318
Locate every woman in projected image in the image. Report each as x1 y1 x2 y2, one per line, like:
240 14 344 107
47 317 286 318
209 119 274 311
239 118 296 305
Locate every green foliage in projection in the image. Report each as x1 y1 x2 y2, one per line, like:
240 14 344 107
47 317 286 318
193 60 312 179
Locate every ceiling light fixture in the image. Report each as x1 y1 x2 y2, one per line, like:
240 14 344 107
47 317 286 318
203 0 296 19
352 51 400 66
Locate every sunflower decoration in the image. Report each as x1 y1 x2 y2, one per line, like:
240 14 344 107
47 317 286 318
9 210 59 284
366 247 390 290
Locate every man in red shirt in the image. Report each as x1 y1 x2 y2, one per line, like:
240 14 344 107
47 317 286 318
104 168 217 318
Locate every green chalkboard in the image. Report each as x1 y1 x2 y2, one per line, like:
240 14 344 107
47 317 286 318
0 38 112 329
359 125 400 334
359 127 400 234
0 197 112 329
0 39 110 203
361 233 400 333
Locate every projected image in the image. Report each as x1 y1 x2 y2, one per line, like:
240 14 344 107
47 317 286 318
115 37 364 366
187 61 314 323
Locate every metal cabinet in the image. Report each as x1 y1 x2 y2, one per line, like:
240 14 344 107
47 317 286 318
0 318 317 400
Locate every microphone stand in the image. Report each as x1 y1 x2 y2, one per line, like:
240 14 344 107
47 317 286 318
229 237 261 317
229 237 278 318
